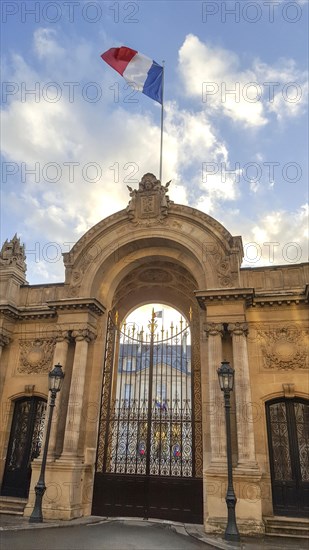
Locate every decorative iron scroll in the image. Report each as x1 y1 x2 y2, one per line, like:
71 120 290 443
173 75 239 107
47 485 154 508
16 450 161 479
269 402 292 481
96 313 116 472
294 401 309 481
96 311 202 478
7 398 46 471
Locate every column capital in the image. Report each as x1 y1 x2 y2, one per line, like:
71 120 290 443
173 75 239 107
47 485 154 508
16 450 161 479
72 327 96 342
0 332 11 347
55 330 71 343
204 322 224 337
228 322 248 336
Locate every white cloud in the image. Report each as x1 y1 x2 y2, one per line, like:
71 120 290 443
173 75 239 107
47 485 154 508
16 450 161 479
1 29 306 282
241 204 308 266
33 28 66 60
2 31 239 283
178 34 308 127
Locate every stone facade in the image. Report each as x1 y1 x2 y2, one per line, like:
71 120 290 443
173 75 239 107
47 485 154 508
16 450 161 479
0 175 308 533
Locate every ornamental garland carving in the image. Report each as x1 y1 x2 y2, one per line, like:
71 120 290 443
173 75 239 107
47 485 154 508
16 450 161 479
206 245 238 288
18 339 55 374
255 325 309 371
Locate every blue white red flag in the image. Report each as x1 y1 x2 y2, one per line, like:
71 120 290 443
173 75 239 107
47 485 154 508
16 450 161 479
154 311 163 318
101 46 163 104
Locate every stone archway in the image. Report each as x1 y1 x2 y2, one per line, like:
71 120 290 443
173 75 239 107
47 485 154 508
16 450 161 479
24 173 245 526
90 255 204 522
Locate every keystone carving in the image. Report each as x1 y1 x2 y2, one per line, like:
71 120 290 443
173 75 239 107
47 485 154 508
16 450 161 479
126 173 173 225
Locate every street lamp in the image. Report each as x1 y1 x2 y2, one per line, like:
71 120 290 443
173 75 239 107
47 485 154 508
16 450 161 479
217 360 240 542
29 363 64 523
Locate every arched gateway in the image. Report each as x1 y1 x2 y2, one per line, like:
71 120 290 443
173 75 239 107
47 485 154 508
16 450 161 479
1 174 308 535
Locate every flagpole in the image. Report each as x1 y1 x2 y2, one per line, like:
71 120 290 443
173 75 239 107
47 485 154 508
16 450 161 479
159 61 165 182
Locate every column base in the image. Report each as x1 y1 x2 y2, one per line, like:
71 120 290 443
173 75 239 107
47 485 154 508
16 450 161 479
24 458 86 521
205 517 265 536
235 462 261 475
205 460 227 474
204 466 264 536
57 452 84 464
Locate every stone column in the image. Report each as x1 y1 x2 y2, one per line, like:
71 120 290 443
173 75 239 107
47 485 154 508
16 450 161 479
0 333 11 404
61 328 95 459
228 322 257 469
204 323 226 467
48 331 70 458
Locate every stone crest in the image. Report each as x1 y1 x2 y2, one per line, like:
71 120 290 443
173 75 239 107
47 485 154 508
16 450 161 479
255 325 309 371
126 173 172 225
18 338 55 374
0 234 26 272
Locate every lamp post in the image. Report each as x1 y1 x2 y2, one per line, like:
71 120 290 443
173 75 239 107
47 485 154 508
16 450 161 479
217 360 240 542
29 363 64 523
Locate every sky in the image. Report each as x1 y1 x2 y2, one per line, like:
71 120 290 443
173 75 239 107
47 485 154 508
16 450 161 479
126 303 188 336
1 0 308 285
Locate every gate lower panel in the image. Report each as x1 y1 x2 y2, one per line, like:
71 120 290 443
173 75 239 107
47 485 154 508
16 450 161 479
92 473 203 524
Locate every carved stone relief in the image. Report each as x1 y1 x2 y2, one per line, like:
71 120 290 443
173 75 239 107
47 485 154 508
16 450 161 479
0 234 26 272
213 251 238 288
138 268 173 283
126 173 173 225
18 339 55 374
255 325 309 371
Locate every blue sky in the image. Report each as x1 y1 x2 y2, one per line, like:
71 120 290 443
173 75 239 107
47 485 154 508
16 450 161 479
1 0 308 284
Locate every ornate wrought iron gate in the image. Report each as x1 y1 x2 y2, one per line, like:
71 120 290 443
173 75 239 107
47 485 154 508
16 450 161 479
92 312 203 523
266 398 309 517
1 397 46 498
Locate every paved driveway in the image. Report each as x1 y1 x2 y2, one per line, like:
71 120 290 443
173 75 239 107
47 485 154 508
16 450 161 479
0 519 210 550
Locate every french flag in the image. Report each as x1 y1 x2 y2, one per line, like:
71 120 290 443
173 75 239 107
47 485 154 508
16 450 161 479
101 46 163 104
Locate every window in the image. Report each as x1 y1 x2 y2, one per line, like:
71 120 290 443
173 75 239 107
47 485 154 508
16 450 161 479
124 357 135 371
156 383 167 401
124 384 132 402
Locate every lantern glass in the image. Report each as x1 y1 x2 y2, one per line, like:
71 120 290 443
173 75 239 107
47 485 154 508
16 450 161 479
48 363 64 392
217 361 234 392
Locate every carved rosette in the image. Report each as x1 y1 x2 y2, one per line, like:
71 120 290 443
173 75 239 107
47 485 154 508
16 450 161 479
18 338 55 374
256 325 308 371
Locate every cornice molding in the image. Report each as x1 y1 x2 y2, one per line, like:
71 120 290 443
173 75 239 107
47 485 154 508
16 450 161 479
0 297 106 321
46 297 106 316
195 286 308 309
0 303 56 320
195 288 254 309
252 288 308 307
